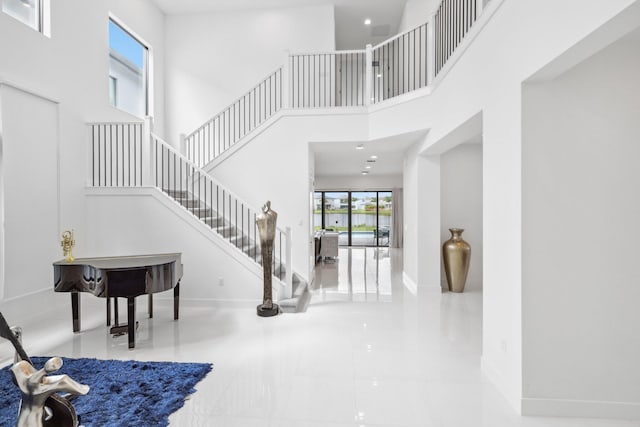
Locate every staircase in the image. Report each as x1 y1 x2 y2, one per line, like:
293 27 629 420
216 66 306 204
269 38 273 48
88 122 309 313
165 188 310 313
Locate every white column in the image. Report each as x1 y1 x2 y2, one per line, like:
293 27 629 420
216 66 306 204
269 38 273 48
281 50 290 109
365 44 373 106
417 154 442 292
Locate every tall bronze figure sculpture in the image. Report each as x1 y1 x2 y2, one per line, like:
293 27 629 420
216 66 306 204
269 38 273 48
256 201 279 317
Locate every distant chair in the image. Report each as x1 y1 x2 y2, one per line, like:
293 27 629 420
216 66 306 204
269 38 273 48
373 226 390 246
320 232 339 260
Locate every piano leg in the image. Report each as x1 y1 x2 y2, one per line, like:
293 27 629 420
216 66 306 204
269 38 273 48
148 294 153 319
71 293 80 332
114 298 119 326
106 298 111 326
174 282 180 320
127 297 136 349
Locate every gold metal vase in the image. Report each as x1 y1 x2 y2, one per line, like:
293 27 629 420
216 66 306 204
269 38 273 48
442 228 471 293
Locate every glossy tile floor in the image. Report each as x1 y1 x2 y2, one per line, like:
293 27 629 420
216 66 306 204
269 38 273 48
4 247 640 426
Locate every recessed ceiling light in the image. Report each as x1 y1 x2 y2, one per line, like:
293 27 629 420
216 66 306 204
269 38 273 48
356 144 364 150
370 155 378 160
364 18 372 25
361 171 369 175
365 165 372 169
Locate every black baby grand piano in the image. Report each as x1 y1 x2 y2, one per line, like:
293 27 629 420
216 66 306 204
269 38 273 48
53 253 183 349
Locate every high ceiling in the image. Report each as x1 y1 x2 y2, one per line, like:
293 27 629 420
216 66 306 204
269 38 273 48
150 0 415 178
311 131 427 177
149 0 408 49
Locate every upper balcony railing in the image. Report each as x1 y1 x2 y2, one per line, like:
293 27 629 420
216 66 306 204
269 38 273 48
289 50 366 108
434 0 479 76
183 0 487 167
371 22 429 104
184 68 283 168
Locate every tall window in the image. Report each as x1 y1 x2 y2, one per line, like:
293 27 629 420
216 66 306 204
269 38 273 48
108 18 149 118
314 190 392 247
2 0 48 34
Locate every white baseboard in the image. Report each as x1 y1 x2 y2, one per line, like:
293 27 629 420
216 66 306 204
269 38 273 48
152 296 257 309
481 356 522 414
402 272 442 295
481 356 640 419
522 397 640 419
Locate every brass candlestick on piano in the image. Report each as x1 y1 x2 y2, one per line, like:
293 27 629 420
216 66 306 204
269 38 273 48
61 230 75 262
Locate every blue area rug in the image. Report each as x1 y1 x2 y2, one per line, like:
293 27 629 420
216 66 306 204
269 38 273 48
0 357 212 427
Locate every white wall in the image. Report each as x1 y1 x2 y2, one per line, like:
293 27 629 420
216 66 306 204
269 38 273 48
85 189 265 302
210 111 370 284
0 0 166 303
402 139 442 293
398 0 439 33
368 0 640 414
165 5 336 144
440 142 483 291
0 85 59 300
521 37 640 416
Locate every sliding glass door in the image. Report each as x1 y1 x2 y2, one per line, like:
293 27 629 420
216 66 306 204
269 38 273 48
377 191 392 247
314 190 392 247
322 192 348 245
351 192 376 247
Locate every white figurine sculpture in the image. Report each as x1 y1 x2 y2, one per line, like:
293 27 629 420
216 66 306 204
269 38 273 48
11 357 89 427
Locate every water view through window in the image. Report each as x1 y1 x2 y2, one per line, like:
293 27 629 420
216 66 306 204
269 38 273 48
314 191 392 247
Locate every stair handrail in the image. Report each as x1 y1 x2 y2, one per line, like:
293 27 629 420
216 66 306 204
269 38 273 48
184 66 284 139
183 67 283 167
288 48 365 56
154 132 272 218
152 132 293 296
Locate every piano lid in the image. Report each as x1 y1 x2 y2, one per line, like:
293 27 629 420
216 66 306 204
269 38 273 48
53 253 182 271
53 253 183 297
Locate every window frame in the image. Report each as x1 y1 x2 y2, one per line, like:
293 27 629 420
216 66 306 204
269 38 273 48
109 76 118 106
1 0 49 36
108 14 153 118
